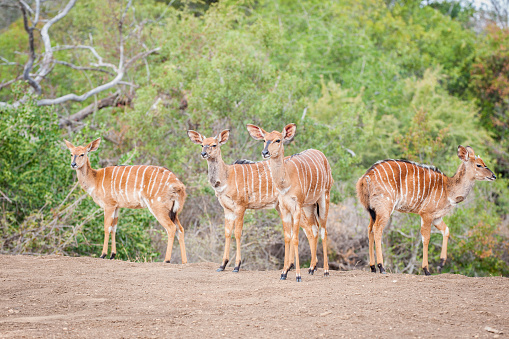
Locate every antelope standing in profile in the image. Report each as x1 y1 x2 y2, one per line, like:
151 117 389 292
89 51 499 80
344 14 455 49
64 138 187 263
357 146 496 275
187 129 318 273
247 123 333 282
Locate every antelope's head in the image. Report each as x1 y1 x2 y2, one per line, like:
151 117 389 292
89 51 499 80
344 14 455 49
457 145 496 181
247 123 296 159
187 129 230 160
64 138 101 170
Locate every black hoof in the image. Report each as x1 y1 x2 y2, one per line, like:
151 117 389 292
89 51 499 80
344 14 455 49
217 259 228 272
110 253 116 260
324 271 330 277
100 253 107 259
308 267 316 275
232 261 241 273
288 263 295 271
437 258 445 273
423 267 431 276
296 275 302 282
377 263 386 274
164 260 171 263
370 265 376 273
280 273 287 280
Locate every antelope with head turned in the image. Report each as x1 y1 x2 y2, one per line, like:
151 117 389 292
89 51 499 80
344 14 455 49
356 145 496 275
187 129 319 273
247 123 333 282
64 138 187 263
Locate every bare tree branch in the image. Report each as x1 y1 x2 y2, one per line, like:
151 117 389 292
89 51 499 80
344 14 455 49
20 1 41 94
54 60 115 75
58 92 132 128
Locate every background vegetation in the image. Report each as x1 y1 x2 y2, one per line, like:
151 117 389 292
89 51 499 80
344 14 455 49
1 0 508 276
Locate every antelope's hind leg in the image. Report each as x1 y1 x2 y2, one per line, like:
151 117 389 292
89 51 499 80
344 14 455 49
174 215 187 264
368 216 375 272
420 215 433 276
151 204 178 263
317 193 330 277
373 212 390 274
109 208 119 259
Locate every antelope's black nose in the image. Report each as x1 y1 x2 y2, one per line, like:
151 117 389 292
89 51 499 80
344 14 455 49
262 150 269 157
201 152 207 157
492 174 497 180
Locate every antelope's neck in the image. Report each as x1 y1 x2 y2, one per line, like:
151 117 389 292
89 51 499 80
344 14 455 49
206 155 228 191
76 159 98 194
446 162 475 203
269 154 289 191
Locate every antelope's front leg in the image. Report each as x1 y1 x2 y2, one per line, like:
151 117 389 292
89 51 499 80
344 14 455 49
101 207 116 259
420 216 433 276
280 208 292 280
292 205 303 282
218 210 235 272
109 208 119 259
233 208 246 273
433 219 450 273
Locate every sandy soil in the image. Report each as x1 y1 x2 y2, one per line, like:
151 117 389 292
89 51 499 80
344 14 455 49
0 255 507 338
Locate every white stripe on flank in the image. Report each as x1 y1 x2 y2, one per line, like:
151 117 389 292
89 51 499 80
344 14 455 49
118 166 127 201
140 166 150 195
240 165 246 196
403 162 409 207
395 161 403 207
307 153 320 198
256 163 262 203
301 157 313 200
133 166 142 202
380 163 395 198
101 168 106 196
373 166 391 197
263 163 268 199
388 162 398 199
312 151 327 191
421 169 434 211
247 165 253 199
436 174 444 208
150 168 161 195
153 170 167 199
112 166 120 200
233 166 240 197
125 166 134 203
415 166 421 210
267 164 274 196
146 167 157 196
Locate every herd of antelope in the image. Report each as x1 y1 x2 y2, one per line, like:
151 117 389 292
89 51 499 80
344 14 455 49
64 123 497 281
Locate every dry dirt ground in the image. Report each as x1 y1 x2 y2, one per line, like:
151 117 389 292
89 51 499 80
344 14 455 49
0 255 507 338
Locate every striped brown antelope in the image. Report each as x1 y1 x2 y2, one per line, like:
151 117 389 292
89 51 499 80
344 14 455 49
64 138 187 263
247 123 333 282
356 146 496 275
186 129 319 273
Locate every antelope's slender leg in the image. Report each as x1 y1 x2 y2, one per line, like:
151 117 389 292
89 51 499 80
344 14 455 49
318 193 330 276
368 217 375 272
433 219 449 272
420 215 433 276
373 213 389 274
292 205 303 282
101 207 116 259
218 209 235 271
110 208 119 259
233 208 246 273
280 206 292 280
151 206 177 263
174 215 187 264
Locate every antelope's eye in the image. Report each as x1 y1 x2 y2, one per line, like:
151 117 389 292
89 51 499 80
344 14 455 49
275 139 281 143
212 145 217 148
80 154 85 157
476 164 482 168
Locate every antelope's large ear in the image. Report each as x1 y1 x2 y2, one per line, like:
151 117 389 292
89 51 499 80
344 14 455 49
457 145 471 162
64 139 75 151
465 146 475 159
216 129 230 146
282 123 297 141
87 138 101 152
187 130 205 145
246 124 267 141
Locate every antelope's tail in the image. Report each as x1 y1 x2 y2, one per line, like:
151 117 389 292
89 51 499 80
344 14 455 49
169 183 186 223
356 176 376 222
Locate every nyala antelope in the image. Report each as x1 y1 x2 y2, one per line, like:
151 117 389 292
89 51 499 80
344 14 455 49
247 123 333 282
187 129 317 273
64 138 187 263
357 145 496 275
